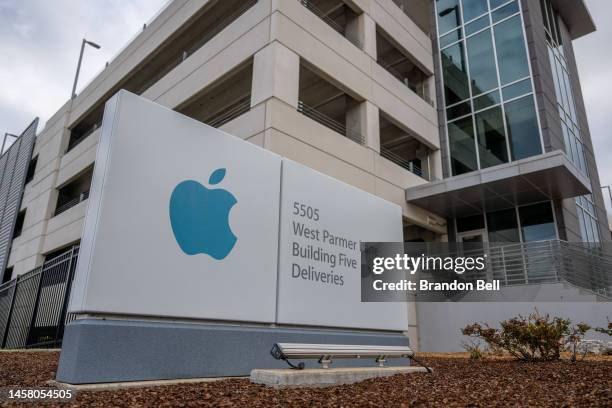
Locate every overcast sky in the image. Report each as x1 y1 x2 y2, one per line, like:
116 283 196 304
0 0 611 205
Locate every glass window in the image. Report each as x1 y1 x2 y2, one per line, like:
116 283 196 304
448 116 478 175
489 0 510 9
577 209 588 242
467 29 498 95
491 0 518 22
561 69 578 124
519 202 556 241
552 5 563 47
590 217 600 242
504 95 542 160
465 15 489 36
540 0 550 31
561 122 574 162
576 195 599 243
502 78 531 100
440 28 462 48
547 48 562 104
494 16 530 85
487 208 520 242
441 42 470 105
576 140 587 175
457 214 485 232
475 107 508 168
474 89 500 110
447 101 472 120
437 0 462 34
461 0 488 22
584 211 594 242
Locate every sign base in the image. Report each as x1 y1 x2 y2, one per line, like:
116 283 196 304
56 318 409 384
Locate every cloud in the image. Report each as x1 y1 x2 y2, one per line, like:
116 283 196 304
0 0 610 208
0 0 167 138
576 0 612 209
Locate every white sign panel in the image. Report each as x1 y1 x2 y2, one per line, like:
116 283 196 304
70 91 406 331
68 91 282 323
276 160 407 331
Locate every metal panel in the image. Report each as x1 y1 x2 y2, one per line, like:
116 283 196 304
405 150 591 218
0 119 38 274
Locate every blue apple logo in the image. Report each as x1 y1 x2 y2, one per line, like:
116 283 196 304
169 168 237 260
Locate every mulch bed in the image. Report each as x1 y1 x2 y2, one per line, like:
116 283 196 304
1 351 610 407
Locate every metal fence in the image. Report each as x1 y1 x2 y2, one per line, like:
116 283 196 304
206 96 252 128
299 0 363 48
297 100 366 145
380 146 425 179
54 190 90 217
0 245 78 349
443 240 612 298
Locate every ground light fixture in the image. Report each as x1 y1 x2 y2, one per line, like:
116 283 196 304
271 343 432 372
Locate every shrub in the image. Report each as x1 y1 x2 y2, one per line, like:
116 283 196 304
461 340 484 359
566 323 591 362
461 311 590 362
594 319 612 337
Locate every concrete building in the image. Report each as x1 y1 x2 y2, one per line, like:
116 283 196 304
0 0 609 351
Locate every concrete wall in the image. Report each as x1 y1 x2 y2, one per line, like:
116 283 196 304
418 297 611 352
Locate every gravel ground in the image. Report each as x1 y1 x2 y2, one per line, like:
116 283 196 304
1 351 610 407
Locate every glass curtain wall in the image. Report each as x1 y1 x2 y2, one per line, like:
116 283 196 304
540 0 600 242
436 0 543 176
456 202 557 243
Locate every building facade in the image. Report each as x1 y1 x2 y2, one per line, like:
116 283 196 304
0 0 608 350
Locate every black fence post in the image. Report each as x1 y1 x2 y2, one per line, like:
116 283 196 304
54 246 77 345
1 279 18 348
24 270 44 347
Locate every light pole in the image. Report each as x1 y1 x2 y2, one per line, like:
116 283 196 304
71 38 101 99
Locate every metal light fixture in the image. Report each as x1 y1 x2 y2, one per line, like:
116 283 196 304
71 38 101 99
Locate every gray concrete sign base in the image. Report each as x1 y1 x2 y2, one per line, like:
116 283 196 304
56 318 409 384
250 366 430 388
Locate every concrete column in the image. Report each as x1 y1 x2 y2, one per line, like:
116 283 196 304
429 149 443 180
427 76 436 107
346 100 380 152
416 146 430 180
346 13 377 58
251 42 300 109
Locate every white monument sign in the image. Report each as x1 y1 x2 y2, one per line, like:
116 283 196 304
69 91 407 331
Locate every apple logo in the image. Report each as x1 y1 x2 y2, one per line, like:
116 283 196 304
169 168 237 260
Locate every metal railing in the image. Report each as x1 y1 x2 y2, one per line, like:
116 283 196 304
300 0 362 48
54 190 90 217
0 245 79 349
297 100 366 145
206 97 251 128
443 240 612 298
67 124 100 153
380 146 425 179
379 62 434 106
184 0 258 59
131 0 259 96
